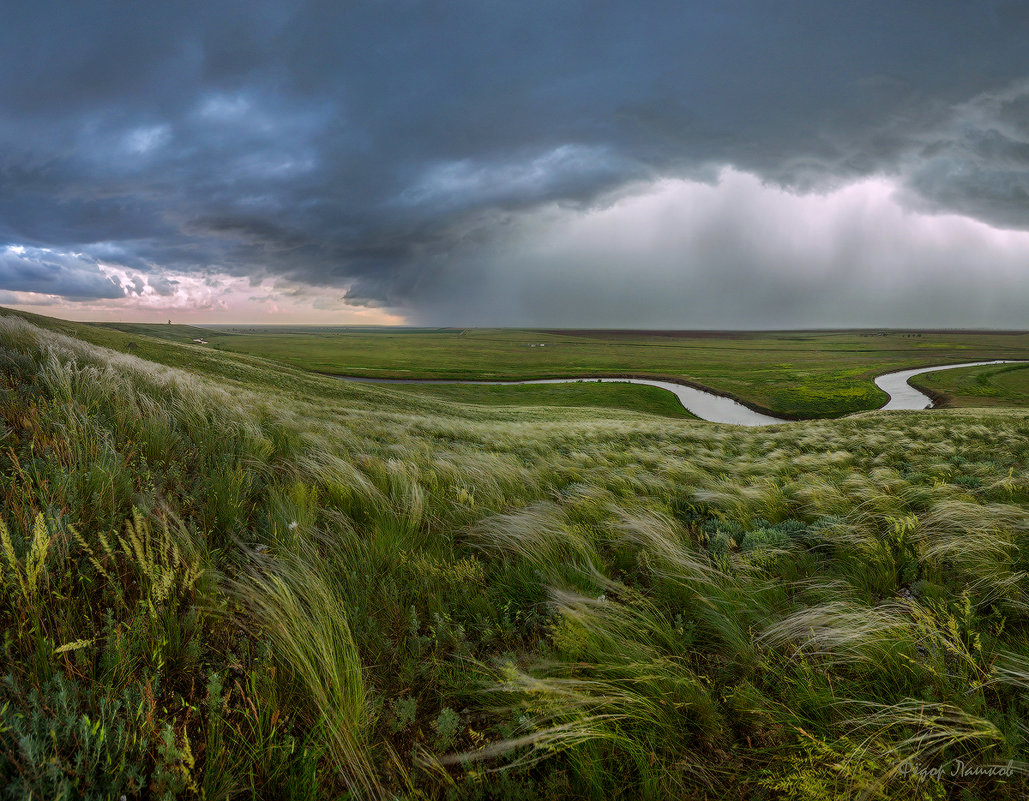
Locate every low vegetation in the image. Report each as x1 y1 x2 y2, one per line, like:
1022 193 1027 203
2 308 1029 799
130 324 1029 418
915 362 1029 409
383 380 693 419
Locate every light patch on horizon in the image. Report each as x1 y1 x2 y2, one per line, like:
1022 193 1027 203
2 263 407 325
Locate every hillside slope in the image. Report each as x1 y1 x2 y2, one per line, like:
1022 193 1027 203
1 308 1028 799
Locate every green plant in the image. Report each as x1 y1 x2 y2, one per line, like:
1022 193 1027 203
389 695 418 734
433 707 461 750
0 513 51 602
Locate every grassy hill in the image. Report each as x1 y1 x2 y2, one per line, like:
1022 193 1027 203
91 321 225 344
1 307 1029 799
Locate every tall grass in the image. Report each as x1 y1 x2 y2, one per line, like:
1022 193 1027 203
236 541 380 798
2 308 1029 798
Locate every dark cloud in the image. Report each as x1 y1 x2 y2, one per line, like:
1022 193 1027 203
0 247 125 300
1 1 1028 321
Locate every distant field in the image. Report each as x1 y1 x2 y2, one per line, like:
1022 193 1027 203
384 380 694 418
96 324 1029 417
914 361 1029 407
91 321 221 343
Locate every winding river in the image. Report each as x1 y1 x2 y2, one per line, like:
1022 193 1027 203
874 360 1025 411
336 360 1027 427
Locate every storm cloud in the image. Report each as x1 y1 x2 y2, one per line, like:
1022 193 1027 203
2 1 1029 324
0 246 124 300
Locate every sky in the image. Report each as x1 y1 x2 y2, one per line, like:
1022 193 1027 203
2 1 1029 327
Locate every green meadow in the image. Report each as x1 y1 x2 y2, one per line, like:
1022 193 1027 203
2 307 1029 799
914 361 1029 409
383 381 694 419
101 323 1029 418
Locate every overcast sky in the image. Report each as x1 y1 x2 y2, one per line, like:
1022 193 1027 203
2 1 1029 326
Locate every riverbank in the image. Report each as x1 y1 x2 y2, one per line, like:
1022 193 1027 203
334 360 1029 426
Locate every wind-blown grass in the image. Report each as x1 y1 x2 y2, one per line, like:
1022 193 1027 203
1 308 1029 798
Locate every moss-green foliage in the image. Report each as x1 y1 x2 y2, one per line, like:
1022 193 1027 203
386 380 695 419
916 362 1029 408
2 308 1029 798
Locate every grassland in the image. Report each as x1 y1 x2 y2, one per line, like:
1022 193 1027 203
103 324 1029 418
914 361 1029 408
2 306 1029 799
382 381 694 419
